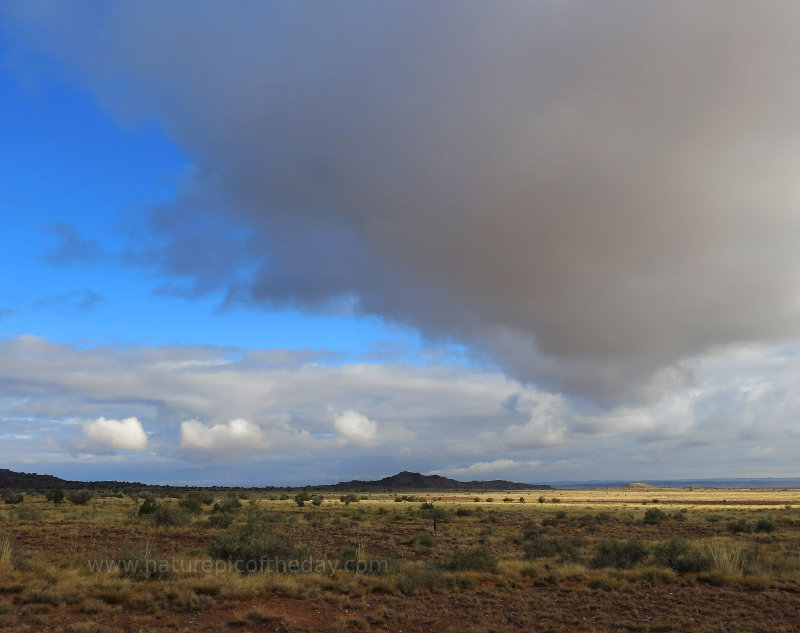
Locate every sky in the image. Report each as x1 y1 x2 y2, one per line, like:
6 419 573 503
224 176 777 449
1 1 800 485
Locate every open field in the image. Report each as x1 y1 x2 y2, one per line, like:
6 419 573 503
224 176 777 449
2 486 800 632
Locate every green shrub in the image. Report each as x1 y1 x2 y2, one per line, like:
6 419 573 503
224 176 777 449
114 540 174 581
698 571 737 587
443 547 497 572
138 497 160 517
67 491 93 505
294 492 312 507
3 493 23 505
643 508 668 525
523 535 581 560
676 548 714 573
755 517 775 533
520 520 544 539
650 537 712 572
727 519 752 534
206 513 234 529
45 489 65 504
393 563 448 595
213 494 242 514
207 523 315 572
651 537 689 568
636 568 675 586
340 494 360 505
339 546 360 569
178 493 204 514
245 505 288 527
591 538 648 570
415 533 436 548
311 495 324 506
11 505 42 521
587 574 620 591
144 504 191 527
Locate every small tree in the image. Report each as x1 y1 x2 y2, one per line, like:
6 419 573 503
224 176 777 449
420 503 449 532
294 492 312 507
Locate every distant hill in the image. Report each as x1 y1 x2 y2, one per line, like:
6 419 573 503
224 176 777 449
312 470 552 491
0 468 551 492
620 482 660 490
0 468 154 491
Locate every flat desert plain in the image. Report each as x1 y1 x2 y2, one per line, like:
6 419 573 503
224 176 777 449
2 485 800 632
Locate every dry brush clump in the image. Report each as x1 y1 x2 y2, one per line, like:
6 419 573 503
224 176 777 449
0 530 24 572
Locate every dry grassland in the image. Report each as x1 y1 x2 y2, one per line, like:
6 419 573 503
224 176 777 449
1 486 800 632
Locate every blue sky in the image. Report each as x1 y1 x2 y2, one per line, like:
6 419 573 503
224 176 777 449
0 36 414 355
2 2 800 485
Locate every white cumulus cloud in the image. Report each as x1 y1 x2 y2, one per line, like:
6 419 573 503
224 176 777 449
82 417 148 451
432 459 542 479
334 410 379 446
180 418 268 456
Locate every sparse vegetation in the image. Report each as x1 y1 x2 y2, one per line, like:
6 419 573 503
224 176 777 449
0 486 799 631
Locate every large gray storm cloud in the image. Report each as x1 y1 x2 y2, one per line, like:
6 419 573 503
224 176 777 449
7 1 800 403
